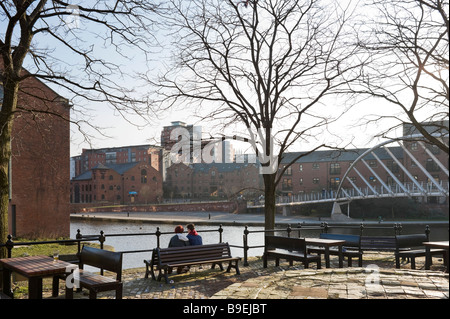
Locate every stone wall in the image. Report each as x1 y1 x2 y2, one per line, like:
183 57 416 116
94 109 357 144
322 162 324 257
71 200 248 215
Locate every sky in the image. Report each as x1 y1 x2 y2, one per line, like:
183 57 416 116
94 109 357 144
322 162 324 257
0 1 411 158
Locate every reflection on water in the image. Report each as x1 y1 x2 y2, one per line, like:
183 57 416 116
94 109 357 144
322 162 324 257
71 219 448 269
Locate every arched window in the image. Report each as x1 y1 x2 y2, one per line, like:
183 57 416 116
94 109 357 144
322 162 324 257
141 169 147 183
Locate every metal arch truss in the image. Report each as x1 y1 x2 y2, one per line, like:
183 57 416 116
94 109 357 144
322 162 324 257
334 134 449 203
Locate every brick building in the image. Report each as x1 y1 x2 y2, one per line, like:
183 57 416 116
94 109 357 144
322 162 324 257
165 162 263 199
71 162 163 205
2 70 71 238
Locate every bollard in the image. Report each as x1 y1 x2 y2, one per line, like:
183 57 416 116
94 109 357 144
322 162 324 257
6 234 14 258
243 226 249 266
156 227 161 248
218 224 223 243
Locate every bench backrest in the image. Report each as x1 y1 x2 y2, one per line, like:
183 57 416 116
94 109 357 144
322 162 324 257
360 236 396 250
395 234 428 249
79 246 123 280
319 233 360 248
155 243 232 265
265 236 306 253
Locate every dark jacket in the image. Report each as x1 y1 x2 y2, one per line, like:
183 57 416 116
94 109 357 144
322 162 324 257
187 231 203 246
168 234 190 247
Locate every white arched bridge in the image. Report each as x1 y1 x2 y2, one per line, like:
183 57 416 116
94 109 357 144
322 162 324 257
247 134 449 217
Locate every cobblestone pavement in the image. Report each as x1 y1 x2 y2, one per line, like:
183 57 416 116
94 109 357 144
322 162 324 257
37 252 448 300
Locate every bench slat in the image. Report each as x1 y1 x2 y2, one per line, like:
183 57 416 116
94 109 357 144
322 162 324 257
361 236 397 251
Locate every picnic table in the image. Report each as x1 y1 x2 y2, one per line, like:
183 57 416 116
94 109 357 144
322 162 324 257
423 241 449 273
0 255 75 299
305 238 345 268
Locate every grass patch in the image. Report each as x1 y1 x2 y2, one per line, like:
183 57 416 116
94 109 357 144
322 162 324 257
10 238 113 258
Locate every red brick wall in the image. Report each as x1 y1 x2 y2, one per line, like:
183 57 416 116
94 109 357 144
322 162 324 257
8 74 70 238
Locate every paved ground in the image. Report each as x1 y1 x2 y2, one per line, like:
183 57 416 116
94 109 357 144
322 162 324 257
29 251 447 300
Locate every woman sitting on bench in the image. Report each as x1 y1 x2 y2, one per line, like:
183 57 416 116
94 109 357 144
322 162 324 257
187 223 203 246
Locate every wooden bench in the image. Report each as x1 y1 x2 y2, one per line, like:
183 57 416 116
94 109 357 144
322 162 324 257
308 233 363 267
360 236 397 251
144 243 241 284
395 234 447 270
263 236 321 269
54 246 123 299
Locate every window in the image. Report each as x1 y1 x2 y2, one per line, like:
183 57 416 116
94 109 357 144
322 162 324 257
426 158 440 172
141 169 147 183
387 161 399 173
299 164 303 171
109 175 114 180
330 177 340 189
411 142 418 151
284 166 292 175
312 163 320 170
329 163 341 175
282 178 292 190
368 160 377 168
429 145 440 155
313 178 320 184
299 178 303 185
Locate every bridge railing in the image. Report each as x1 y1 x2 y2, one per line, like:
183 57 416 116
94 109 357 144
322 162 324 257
246 181 449 207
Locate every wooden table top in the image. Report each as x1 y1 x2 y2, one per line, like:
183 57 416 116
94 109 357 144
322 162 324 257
423 241 449 249
305 238 346 246
0 255 73 278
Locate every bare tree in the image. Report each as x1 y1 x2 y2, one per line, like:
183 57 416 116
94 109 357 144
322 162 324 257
0 0 159 257
353 0 449 152
150 0 363 230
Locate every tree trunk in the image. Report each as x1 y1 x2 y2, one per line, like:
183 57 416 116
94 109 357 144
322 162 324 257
263 173 277 231
0 78 18 259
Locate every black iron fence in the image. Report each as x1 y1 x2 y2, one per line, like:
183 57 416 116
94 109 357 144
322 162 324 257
0 222 432 267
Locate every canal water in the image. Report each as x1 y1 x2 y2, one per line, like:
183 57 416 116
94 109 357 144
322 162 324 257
71 219 448 269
